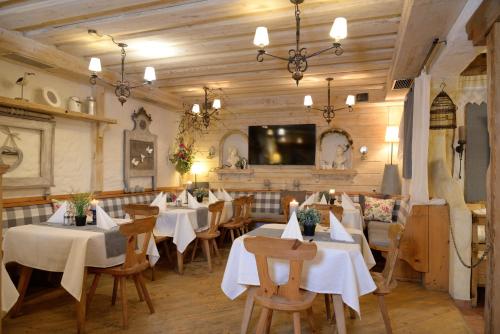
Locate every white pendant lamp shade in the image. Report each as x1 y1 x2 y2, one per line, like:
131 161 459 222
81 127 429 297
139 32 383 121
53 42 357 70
345 94 355 106
385 126 400 143
88 57 102 72
143 66 156 81
304 95 313 107
330 17 348 41
253 27 270 48
192 104 200 114
212 99 221 110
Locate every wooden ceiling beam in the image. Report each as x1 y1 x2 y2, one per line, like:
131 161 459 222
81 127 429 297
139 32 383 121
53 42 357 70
0 27 181 109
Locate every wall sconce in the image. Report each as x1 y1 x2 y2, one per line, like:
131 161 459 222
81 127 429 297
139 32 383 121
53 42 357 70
455 125 466 179
207 146 216 159
359 146 368 160
191 162 204 188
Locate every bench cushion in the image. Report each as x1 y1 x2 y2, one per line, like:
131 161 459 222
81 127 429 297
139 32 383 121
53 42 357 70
228 191 280 214
100 193 157 218
3 203 54 228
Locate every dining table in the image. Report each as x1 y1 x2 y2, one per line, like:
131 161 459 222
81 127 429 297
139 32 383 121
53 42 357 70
221 223 376 334
340 203 365 230
2 218 159 333
154 200 233 274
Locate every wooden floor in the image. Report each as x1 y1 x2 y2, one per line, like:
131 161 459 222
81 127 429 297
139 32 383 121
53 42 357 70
4 249 472 334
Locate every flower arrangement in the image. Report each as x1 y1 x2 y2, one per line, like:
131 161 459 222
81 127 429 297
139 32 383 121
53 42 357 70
193 188 208 198
169 142 194 175
71 192 92 217
297 207 321 226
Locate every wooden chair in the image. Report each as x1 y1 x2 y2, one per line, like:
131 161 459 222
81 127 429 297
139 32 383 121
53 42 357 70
122 204 166 280
281 195 295 222
86 215 157 329
308 203 331 226
243 236 317 334
370 223 405 334
332 205 344 222
220 196 246 244
191 200 225 272
242 195 255 233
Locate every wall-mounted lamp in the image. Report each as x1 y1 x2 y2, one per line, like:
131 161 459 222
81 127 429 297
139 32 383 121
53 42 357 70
455 125 466 179
191 162 204 188
359 146 368 160
381 126 401 195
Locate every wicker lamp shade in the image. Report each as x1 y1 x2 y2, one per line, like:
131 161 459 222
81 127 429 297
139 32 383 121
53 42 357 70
430 90 457 130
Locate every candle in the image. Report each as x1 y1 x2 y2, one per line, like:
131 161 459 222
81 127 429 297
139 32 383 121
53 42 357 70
458 126 466 142
289 199 299 217
329 189 336 205
329 189 335 195
90 199 99 209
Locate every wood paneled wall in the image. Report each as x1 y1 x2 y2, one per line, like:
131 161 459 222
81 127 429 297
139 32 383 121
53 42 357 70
190 102 403 193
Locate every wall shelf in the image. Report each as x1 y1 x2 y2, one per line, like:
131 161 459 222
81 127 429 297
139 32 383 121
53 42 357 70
0 96 117 124
214 168 254 180
311 169 357 182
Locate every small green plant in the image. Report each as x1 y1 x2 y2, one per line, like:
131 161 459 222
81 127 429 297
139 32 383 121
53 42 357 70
297 207 321 226
193 188 208 198
71 192 92 217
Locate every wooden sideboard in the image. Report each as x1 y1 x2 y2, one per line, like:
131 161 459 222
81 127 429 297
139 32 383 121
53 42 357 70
398 204 450 291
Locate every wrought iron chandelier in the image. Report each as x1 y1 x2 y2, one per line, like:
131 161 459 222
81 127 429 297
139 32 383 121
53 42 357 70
87 29 156 105
187 87 222 129
304 78 355 124
253 0 347 86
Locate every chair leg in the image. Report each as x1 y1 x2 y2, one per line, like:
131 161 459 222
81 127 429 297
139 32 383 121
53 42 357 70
202 239 212 272
133 275 144 301
332 294 346 334
256 308 272 334
230 229 235 243
119 277 128 329
9 265 33 318
324 294 331 320
212 239 221 264
240 287 257 334
377 294 392 334
292 312 301 334
163 239 173 264
191 238 199 262
151 265 156 281
349 306 357 319
86 273 101 311
111 277 119 306
306 307 316 333
138 274 155 314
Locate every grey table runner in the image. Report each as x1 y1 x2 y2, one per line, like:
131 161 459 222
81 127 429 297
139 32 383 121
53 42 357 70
246 227 361 246
196 207 209 229
36 223 127 258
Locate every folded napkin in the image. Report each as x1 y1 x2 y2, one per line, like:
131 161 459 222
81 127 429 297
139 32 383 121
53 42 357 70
47 201 69 224
329 211 354 242
281 212 303 241
178 189 188 204
96 205 118 230
341 193 356 210
299 192 317 209
188 193 202 209
320 195 328 204
222 189 233 201
150 192 166 211
215 188 224 200
208 190 219 204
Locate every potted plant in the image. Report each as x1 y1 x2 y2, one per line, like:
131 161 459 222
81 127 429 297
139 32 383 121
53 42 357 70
193 188 208 203
297 207 321 236
71 192 91 226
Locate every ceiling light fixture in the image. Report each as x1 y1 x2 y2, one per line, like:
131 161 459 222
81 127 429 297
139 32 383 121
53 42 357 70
87 29 156 105
253 0 347 86
187 87 222 129
304 78 355 124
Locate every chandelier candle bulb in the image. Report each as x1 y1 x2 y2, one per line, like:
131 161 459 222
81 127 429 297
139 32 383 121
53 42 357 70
304 95 313 107
88 57 102 72
346 95 356 106
289 200 299 217
143 66 156 82
191 104 200 114
253 27 270 48
212 99 221 110
330 17 348 41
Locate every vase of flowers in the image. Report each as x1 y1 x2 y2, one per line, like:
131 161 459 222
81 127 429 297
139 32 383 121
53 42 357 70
297 207 321 236
193 188 208 203
169 142 194 177
71 192 91 226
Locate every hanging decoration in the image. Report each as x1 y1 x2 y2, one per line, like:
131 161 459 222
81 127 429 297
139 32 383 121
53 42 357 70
429 83 457 130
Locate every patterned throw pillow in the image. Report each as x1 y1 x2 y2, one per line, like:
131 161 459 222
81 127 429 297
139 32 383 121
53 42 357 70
363 196 395 222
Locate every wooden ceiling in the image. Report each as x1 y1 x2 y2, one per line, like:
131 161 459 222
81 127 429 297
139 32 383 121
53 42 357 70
0 0 467 110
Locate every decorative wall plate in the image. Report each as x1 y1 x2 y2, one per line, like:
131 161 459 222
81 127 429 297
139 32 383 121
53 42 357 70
42 87 61 107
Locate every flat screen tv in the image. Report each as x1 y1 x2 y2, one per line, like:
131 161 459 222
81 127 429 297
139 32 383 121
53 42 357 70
248 124 316 165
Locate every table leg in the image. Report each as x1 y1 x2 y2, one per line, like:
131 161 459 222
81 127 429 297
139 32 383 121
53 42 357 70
177 250 184 275
9 265 33 318
240 287 257 334
76 268 88 334
332 294 346 334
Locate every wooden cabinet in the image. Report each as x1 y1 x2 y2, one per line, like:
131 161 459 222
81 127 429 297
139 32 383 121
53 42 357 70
471 210 487 307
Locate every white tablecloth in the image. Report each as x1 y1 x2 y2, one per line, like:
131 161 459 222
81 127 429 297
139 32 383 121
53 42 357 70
221 224 376 315
342 203 364 230
3 219 159 301
154 201 233 254
2 262 19 312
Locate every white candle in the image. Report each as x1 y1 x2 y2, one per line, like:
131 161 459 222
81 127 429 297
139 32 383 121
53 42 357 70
90 199 99 209
329 189 335 195
289 199 299 217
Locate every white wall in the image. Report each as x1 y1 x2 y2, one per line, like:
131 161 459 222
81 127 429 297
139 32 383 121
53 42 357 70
0 59 179 198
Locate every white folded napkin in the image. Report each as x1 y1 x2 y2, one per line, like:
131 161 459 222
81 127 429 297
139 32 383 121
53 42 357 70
215 188 224 200
178 189 187 204
299 192 317 209
47 201 69 224
208 190 219 204
187 193 202 209
330 211 354 242
320 195 327 204
341 193 356 210
96 205 118 230
222 189 233 201
281 212 303 241
150 192 166 211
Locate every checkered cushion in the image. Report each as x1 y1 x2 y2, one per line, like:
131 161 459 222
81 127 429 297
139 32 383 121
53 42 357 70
3 204 54 229
100 193 157 218
228 191 281 214
397 199 410 225
367 220 393 249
